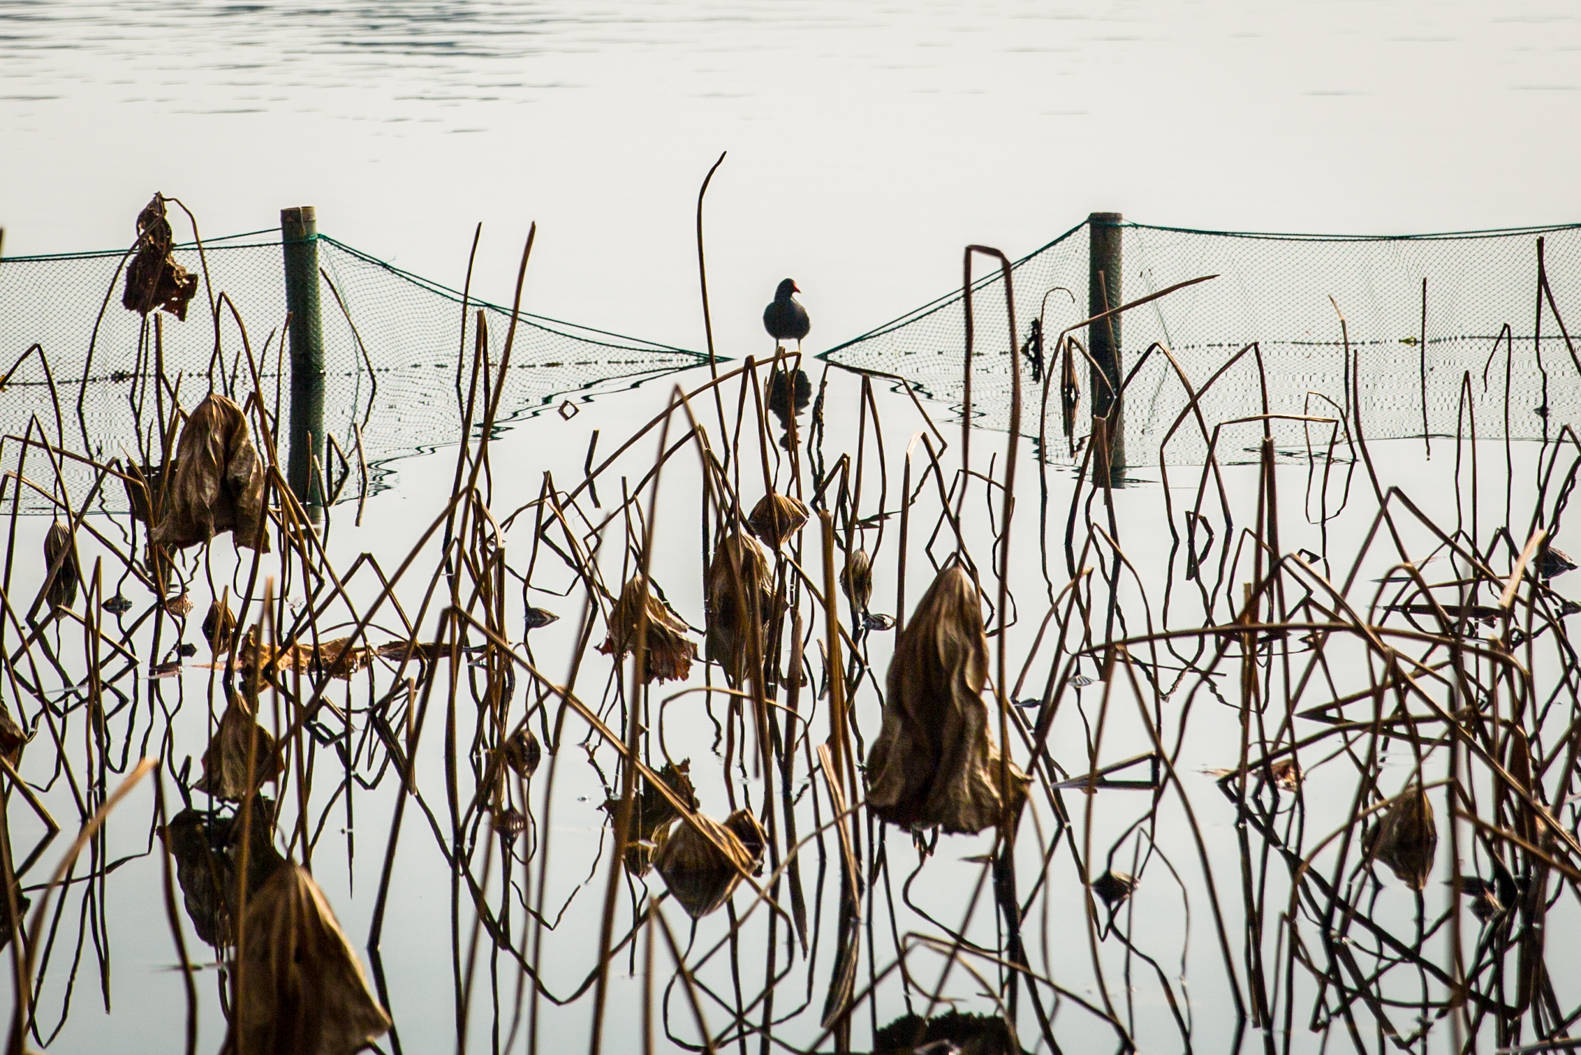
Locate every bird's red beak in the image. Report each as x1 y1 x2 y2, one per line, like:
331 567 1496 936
792 282 801 293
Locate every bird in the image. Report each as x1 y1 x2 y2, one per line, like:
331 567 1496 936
762 278 810 350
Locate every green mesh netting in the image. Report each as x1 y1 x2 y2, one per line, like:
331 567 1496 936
0 230 704 510
823 220 1581 465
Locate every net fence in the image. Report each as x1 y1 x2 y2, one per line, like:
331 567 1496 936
823 220 1581 465
0 229 705 512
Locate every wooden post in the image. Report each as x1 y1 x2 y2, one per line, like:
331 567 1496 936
1088 211 1125 480
281 206 325 511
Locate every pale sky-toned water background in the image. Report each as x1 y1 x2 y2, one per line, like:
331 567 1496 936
5 3 1581 1053
4 0 1581 351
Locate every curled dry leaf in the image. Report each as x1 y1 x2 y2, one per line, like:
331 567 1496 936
840 548 873 613
1365 782 1437 890
491 806 527 842
122 194 198 321
1091 870 1137 908
865 565 1030 835
875 1010 1021 1055
747 492 810 549
43 519 80 612
164 591 194 617
151 393 268 551
502 726 542 780
224 864 392 1055
195 693 284 801
605 760 698 843
237 626 434 688
596 575 696 683
160 801 284 947
704 532 776 688
0 698 25 767
203 597 237 650
523 606 559 631
654 809 765 919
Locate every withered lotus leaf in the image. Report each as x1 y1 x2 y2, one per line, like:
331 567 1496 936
0 699 24 767
840 549 873 613
875 1010 1021 1055
1365 782 1437 890
604 759 698 845
654 810 763 919
196 693 284 801
596 575 696 683
122 194 198 321
151 394 268 551
160 802 283 947
704 532 776 687
747 492 810 550
224 864 391 1055
203 597 237 650
865 565 1030 835
43 519 80 612
503 726 542 780
238 627 432 688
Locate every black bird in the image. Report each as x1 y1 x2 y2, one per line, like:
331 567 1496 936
763 278 810 349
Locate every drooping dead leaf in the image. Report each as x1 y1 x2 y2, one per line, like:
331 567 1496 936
1091 870 1137 908
160 801 284 947
502 726 541 780
840 549 873 613
43 519 80 612
1365 782 1437 890
204 597 237 650
122 194 198 321
151 393 268 551
195 693 283 801
865 564 1030 835
223 863 391 1055
875 1010 1022 1055
654 809 764 919
604 760 698 842
747 492 809 549
0 698 24 767
236 626 433 689
596 575 696 683
704 532 776 687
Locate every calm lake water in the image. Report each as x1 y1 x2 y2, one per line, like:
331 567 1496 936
4 4 1581 1055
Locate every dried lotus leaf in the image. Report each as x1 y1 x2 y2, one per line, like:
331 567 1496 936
704 532 776 688
0 699 24 767
747 492 809 549
1365 782 1437 890
151 393 268 552
195 692 283 801
604 759 698 843
722 808 768 873
122 194 198 321
161 802 283 947
203 596 237 650
43 519 80 612
596 575 696 683
503 726 542 780
224 864 391 1055
654 811 756 919
865 565 1030 835
840 549 873 612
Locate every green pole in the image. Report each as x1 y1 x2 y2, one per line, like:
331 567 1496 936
281 206 325 511
1088 211 1125 482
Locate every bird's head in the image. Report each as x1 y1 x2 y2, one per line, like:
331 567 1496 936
776 278 800 299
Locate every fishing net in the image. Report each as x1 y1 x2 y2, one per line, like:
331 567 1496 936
0 229 705 512
823 220 1581 466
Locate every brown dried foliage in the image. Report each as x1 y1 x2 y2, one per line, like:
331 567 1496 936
704 532 776 687
1365 782 1437 890
0 699 24 767
840 548 873 613
122 194 198 321
654 809 765 919
160 802 283 947
866 565 1029 834
43 518 80 612
204 597 238 650
596 574 696 683
223 864 392 1055
151 393 268 551
195 693 284 801
747 491 809 549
